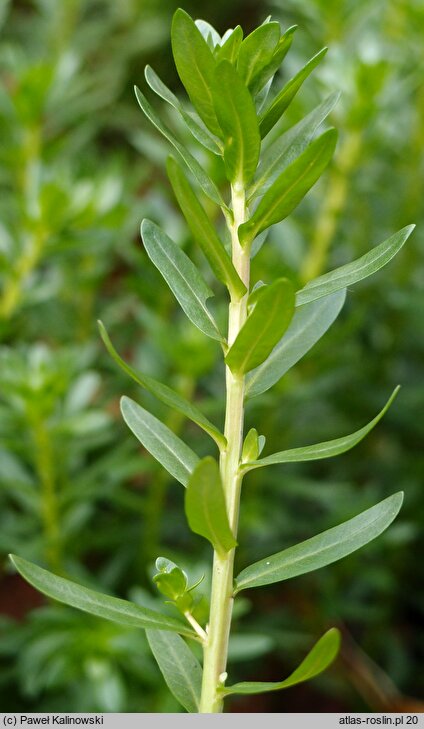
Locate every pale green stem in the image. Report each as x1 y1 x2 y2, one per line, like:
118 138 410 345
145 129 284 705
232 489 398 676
199 184 249 713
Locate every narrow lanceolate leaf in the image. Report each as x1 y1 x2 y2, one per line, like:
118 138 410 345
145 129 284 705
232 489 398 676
167 157 246 298
185 457 237 557
243 387 399 470
220 628 340 695
120 397 199 487
146 630 202 713
98 321 226 449
237 22 280 89
141 219 224 343
212 61 260 186
171 9 221 137
239 129 337 248
249 91 340 201
250 25 297 97
234 492 404 592
296 226 415 306
144 66 222 155
9 555 194 637
134 87 227 209
246 290 346 398
225 278 295 375
259 48 328 138
216 26 243 63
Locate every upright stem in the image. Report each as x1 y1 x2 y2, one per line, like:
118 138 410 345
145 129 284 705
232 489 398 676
199 183 249 713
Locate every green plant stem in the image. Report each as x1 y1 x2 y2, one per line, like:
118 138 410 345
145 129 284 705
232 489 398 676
199 184 249 713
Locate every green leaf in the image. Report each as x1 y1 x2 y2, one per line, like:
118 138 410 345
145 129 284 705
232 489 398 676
171 9 221 137
246 290 346 398
167 156 246 298
239 129 337 248
146 630 202 713
195 20 221 49
221 628 340 695
242 428 260 462
249 25 297 97
237 22 280 89
250 91 340 201
225 278 295 375
140 219 224 344
259 48 328 138
99 320 226 449
9 555 194 637
235 492 403 593
211 61 260 186
185 457 237 556
120 397 199 487
243 387 399 470
296 225 415 306
153 558 188 601
134 86 227 209
144 66 222 155
216 26 243 63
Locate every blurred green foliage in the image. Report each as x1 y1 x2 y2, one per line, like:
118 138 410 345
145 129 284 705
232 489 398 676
0 0 422 713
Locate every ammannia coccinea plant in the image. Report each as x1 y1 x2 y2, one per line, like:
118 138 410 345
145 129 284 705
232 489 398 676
10 10 415 713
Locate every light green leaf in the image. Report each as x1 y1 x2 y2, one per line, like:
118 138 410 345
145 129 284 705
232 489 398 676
246 290 346 398
234 492 403 593
140 219 224 344
249 25 297 97
195 19 221 48
120 397 199 487
237 22 280 89
242 428 260 462
134 86 227 209
259 48 328 138
239 129 337 248
225 278 295 375
171 9 221 136
221 628 340 695
216 26 243 63
98 320 226 449
185 457 237 556
144 66 222 155
146 630 202 713
296 226 415 306
9 555 194 637
250 91 340 201
243 387 399 470
167 156 246 298
153 558 188 601
212 61 261 186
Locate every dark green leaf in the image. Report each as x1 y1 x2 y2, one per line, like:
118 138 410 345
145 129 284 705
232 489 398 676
9 555 194 637
185 457 237 556
221 628 340 695
250 91 340 201
140 219 224 344
144 66 222 155
234 492 403 592
167 156 246 297
225 278 295 374
296 226 415 306
237 22 280 89
216 26 243 63
243 387 399 470
146 630 202 713
250 25 297 97
211 61 260 186
171 9 221 136
239 129 337 248
246 290 346 398
134 86 227 209
99 320 226 449
259 48 328 138
120 397 199 487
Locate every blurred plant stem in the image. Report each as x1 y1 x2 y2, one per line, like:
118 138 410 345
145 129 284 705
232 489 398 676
27 406 62 572
141 375 195 568
300 130 362 284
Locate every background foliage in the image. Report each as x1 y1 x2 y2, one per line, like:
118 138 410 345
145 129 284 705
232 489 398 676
0 0 422 712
